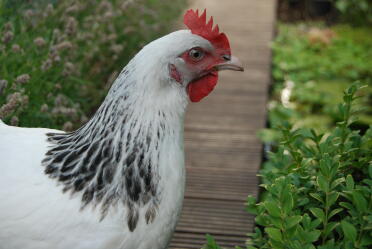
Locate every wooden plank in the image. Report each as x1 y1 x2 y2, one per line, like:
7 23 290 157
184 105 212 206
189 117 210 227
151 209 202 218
176 198 254 234
185 150 262 170
184 168 259 201
184 115 266 132
185 133 261 152
171 198 253 248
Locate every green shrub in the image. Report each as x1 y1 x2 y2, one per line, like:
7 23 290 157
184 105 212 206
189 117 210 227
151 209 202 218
204 84 372 249
0 0 185 130
246 84 372 249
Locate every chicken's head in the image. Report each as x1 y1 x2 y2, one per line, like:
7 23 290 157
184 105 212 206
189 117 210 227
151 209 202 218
128 9 243 105
167 9 244 102
174 9 243 102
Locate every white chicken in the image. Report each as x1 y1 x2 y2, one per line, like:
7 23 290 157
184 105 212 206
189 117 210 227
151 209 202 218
0 9 243 249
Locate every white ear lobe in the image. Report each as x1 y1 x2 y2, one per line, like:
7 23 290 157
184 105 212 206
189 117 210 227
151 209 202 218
173 58 197 86
174 57 185 67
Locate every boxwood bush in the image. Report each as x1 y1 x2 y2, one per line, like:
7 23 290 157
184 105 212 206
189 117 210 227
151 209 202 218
204 84 372 249
0 0 185 130
245 84 371 249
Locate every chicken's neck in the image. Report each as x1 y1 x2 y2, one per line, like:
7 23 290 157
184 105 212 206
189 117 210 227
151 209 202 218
42 66 186 231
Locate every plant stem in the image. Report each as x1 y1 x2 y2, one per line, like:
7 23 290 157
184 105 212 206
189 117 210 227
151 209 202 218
355 196 372 248
321 190 330 244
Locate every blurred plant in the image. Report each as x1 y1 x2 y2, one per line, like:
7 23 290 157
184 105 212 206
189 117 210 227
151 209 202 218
333 0 372 26
272 24 372 86
278 0 371 25
0 0 186 130
262 23 372 140
204 84 372 249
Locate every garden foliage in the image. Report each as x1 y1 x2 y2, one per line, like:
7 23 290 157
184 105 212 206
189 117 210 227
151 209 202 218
333 0 372 26
204 84 372 249
265 23 372 136
0 0 185 130
245 84 372 249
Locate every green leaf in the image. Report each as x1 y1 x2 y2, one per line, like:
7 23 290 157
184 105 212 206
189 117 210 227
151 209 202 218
298 197 309 206
310 193 324 204
360 232 372 246
265 227 283 242
302 214 311 229
352 191 367 213
341 220 357 242
247 195 257 205
285 215 302 229
246 195 258 215
310 208 325 222
324 222 339 238
204 234 222 249
264 201 281 218
319 159 331 177
339 202 355 211
328 208 343 220
310 219 322 230
268 216 283 229
286 225 297 238
344 241 354 249
247 246 258 249
368 165 372 179
363 179 372 187
346 175 354 190
328 192 340 207
305 230 321 243
331 177 345 189
282 191 294 214
270 240 285 249
317 175 329 192
255 215 269 226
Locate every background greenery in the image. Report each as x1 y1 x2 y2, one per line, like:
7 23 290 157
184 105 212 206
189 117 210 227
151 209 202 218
245 85 372 249
0 0 186 130
261 23 372 140
333 0 372 26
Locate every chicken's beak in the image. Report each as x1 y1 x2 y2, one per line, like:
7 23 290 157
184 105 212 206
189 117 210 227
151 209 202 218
213 56 244 72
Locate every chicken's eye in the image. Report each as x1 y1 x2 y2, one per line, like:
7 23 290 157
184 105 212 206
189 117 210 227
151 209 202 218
188 48 204 61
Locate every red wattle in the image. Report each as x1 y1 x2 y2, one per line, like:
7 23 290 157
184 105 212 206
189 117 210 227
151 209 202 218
187 73 218 102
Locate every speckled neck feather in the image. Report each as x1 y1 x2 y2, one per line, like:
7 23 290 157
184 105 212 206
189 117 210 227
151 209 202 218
42 65 181 232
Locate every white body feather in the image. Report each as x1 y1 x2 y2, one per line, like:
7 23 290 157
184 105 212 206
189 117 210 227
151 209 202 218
0 122 185 249
0 30 212 249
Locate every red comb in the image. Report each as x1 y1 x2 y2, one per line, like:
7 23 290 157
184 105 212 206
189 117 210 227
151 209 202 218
184 9 230 54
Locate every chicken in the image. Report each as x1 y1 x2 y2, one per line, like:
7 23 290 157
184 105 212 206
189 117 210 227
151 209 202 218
0 9 243 249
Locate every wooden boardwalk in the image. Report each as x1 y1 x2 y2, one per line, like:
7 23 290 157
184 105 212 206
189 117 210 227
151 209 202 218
170 0 277 248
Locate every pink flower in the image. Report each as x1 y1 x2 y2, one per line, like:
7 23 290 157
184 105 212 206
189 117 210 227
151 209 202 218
15 74 31 84
2 31 13 43
34 37 46 47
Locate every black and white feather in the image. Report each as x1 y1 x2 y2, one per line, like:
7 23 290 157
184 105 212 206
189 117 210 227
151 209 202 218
0 30 217 249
